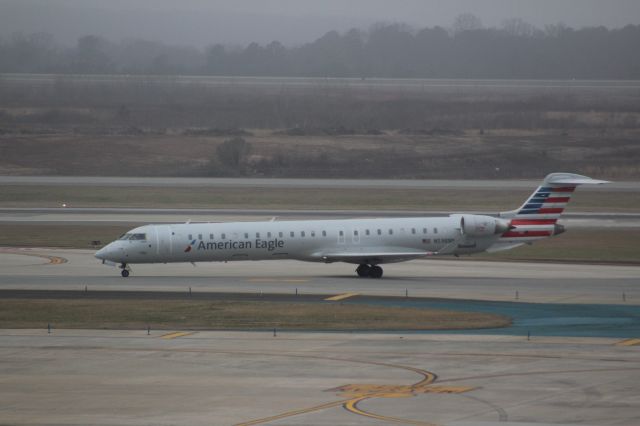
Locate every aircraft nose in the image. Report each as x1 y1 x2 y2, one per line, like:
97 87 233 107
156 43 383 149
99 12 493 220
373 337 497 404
95 246 107 260
95 243 115 261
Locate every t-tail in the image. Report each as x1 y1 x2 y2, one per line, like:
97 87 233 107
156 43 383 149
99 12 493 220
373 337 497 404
490 173 609 252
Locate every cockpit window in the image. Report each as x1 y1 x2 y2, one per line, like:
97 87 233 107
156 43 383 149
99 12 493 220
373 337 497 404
118 233 146 240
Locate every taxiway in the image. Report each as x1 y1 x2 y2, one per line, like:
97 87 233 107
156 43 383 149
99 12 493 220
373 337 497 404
1 248 639 425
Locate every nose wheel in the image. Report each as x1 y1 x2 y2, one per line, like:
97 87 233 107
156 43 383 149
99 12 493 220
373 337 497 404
119 263 130 278
356 264 383 278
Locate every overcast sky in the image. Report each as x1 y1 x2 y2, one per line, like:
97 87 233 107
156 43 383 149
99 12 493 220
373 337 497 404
2 0 640 47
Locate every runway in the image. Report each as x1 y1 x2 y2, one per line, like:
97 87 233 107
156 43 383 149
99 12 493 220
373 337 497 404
1 247 639 305
4 73 640 94
2 248 640 425
1 175 637 191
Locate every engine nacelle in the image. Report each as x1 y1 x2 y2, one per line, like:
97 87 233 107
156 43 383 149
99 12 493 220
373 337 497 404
459 215 511 237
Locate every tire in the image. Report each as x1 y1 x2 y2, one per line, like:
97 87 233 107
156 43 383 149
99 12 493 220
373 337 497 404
356 264 370 277
121 269 130 278
369 265 383 279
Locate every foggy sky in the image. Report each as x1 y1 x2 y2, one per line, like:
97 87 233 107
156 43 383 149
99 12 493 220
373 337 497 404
2 0 640 47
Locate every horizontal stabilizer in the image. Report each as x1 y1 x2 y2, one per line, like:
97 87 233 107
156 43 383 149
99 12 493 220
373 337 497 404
544 173 609 186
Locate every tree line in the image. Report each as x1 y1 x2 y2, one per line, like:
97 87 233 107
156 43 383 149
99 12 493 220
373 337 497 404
1 16 640 79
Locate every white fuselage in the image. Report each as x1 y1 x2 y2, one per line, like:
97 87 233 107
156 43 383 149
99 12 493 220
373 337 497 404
96 215 501 266
94 172 607 277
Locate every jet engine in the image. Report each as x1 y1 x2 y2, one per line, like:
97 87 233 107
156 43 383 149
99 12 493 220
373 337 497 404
459 215 511 237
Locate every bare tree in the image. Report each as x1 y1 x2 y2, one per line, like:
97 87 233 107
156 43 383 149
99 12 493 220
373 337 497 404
216 137 250 170
502 18 539 37
452 13 483 35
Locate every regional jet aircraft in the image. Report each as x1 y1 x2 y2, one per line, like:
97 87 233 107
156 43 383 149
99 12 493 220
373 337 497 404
95 173 607 278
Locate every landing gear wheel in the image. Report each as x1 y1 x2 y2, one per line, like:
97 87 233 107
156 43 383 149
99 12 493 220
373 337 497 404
356 264 370 278
121 269 130 278
369 265 383 279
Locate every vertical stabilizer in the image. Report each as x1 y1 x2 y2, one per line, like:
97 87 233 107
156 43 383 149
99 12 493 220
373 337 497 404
498 173 608 243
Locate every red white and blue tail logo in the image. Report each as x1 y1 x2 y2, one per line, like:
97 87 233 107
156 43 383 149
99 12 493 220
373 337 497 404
499 173 608 242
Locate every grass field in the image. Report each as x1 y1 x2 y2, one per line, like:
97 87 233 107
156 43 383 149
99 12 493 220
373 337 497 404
0 298 510 331
0 224 128 249
473 228 640 264
1 224 638 264
1 185 637 212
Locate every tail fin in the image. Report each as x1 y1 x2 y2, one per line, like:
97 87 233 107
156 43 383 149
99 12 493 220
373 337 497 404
499 172 608 242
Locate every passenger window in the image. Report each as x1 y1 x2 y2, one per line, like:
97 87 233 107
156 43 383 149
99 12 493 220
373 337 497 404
256 232 260 238
210 234 214 240
221 233 226 239
267 232 272 238
411 228 416 234
279 232 283 238
301 231 305 237
423 228 427 234
311 231 315 237
339 231 344 236
354 230 358 236
188 234 193 240
290 231 294 237
365 229 370 236
244 233 249 239
322 230 326 237
198 234 202 240
388 229 393 235
433 228 438 234
377 229 381 235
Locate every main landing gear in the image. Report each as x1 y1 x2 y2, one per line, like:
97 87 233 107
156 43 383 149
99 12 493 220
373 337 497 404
356 264 383 279
120 263 130 278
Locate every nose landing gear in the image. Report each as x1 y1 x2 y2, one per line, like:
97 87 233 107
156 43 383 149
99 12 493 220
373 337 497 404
356 264 383 278
119 263 130 278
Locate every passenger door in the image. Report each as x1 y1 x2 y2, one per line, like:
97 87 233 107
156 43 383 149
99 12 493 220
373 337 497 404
156 225 172 257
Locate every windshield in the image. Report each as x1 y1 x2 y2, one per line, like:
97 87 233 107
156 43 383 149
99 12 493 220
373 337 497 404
118 233 146 241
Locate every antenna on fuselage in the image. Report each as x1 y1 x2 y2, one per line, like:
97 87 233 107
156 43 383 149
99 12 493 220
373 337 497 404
270 217 277 222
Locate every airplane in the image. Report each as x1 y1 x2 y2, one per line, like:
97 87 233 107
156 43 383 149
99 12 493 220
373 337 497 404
95 173 608 278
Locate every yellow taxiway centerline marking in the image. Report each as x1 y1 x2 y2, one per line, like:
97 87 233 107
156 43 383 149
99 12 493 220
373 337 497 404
234 400 347 426
235 359 440 425
615 338 640 346
160 331 194 340
0 249 68 265
344 397 436 425
325 292 359 301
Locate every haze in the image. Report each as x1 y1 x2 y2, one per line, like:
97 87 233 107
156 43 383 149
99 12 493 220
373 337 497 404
2 0 640 47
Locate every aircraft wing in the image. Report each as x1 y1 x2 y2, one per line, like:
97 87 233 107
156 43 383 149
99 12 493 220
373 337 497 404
313 248 435 264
